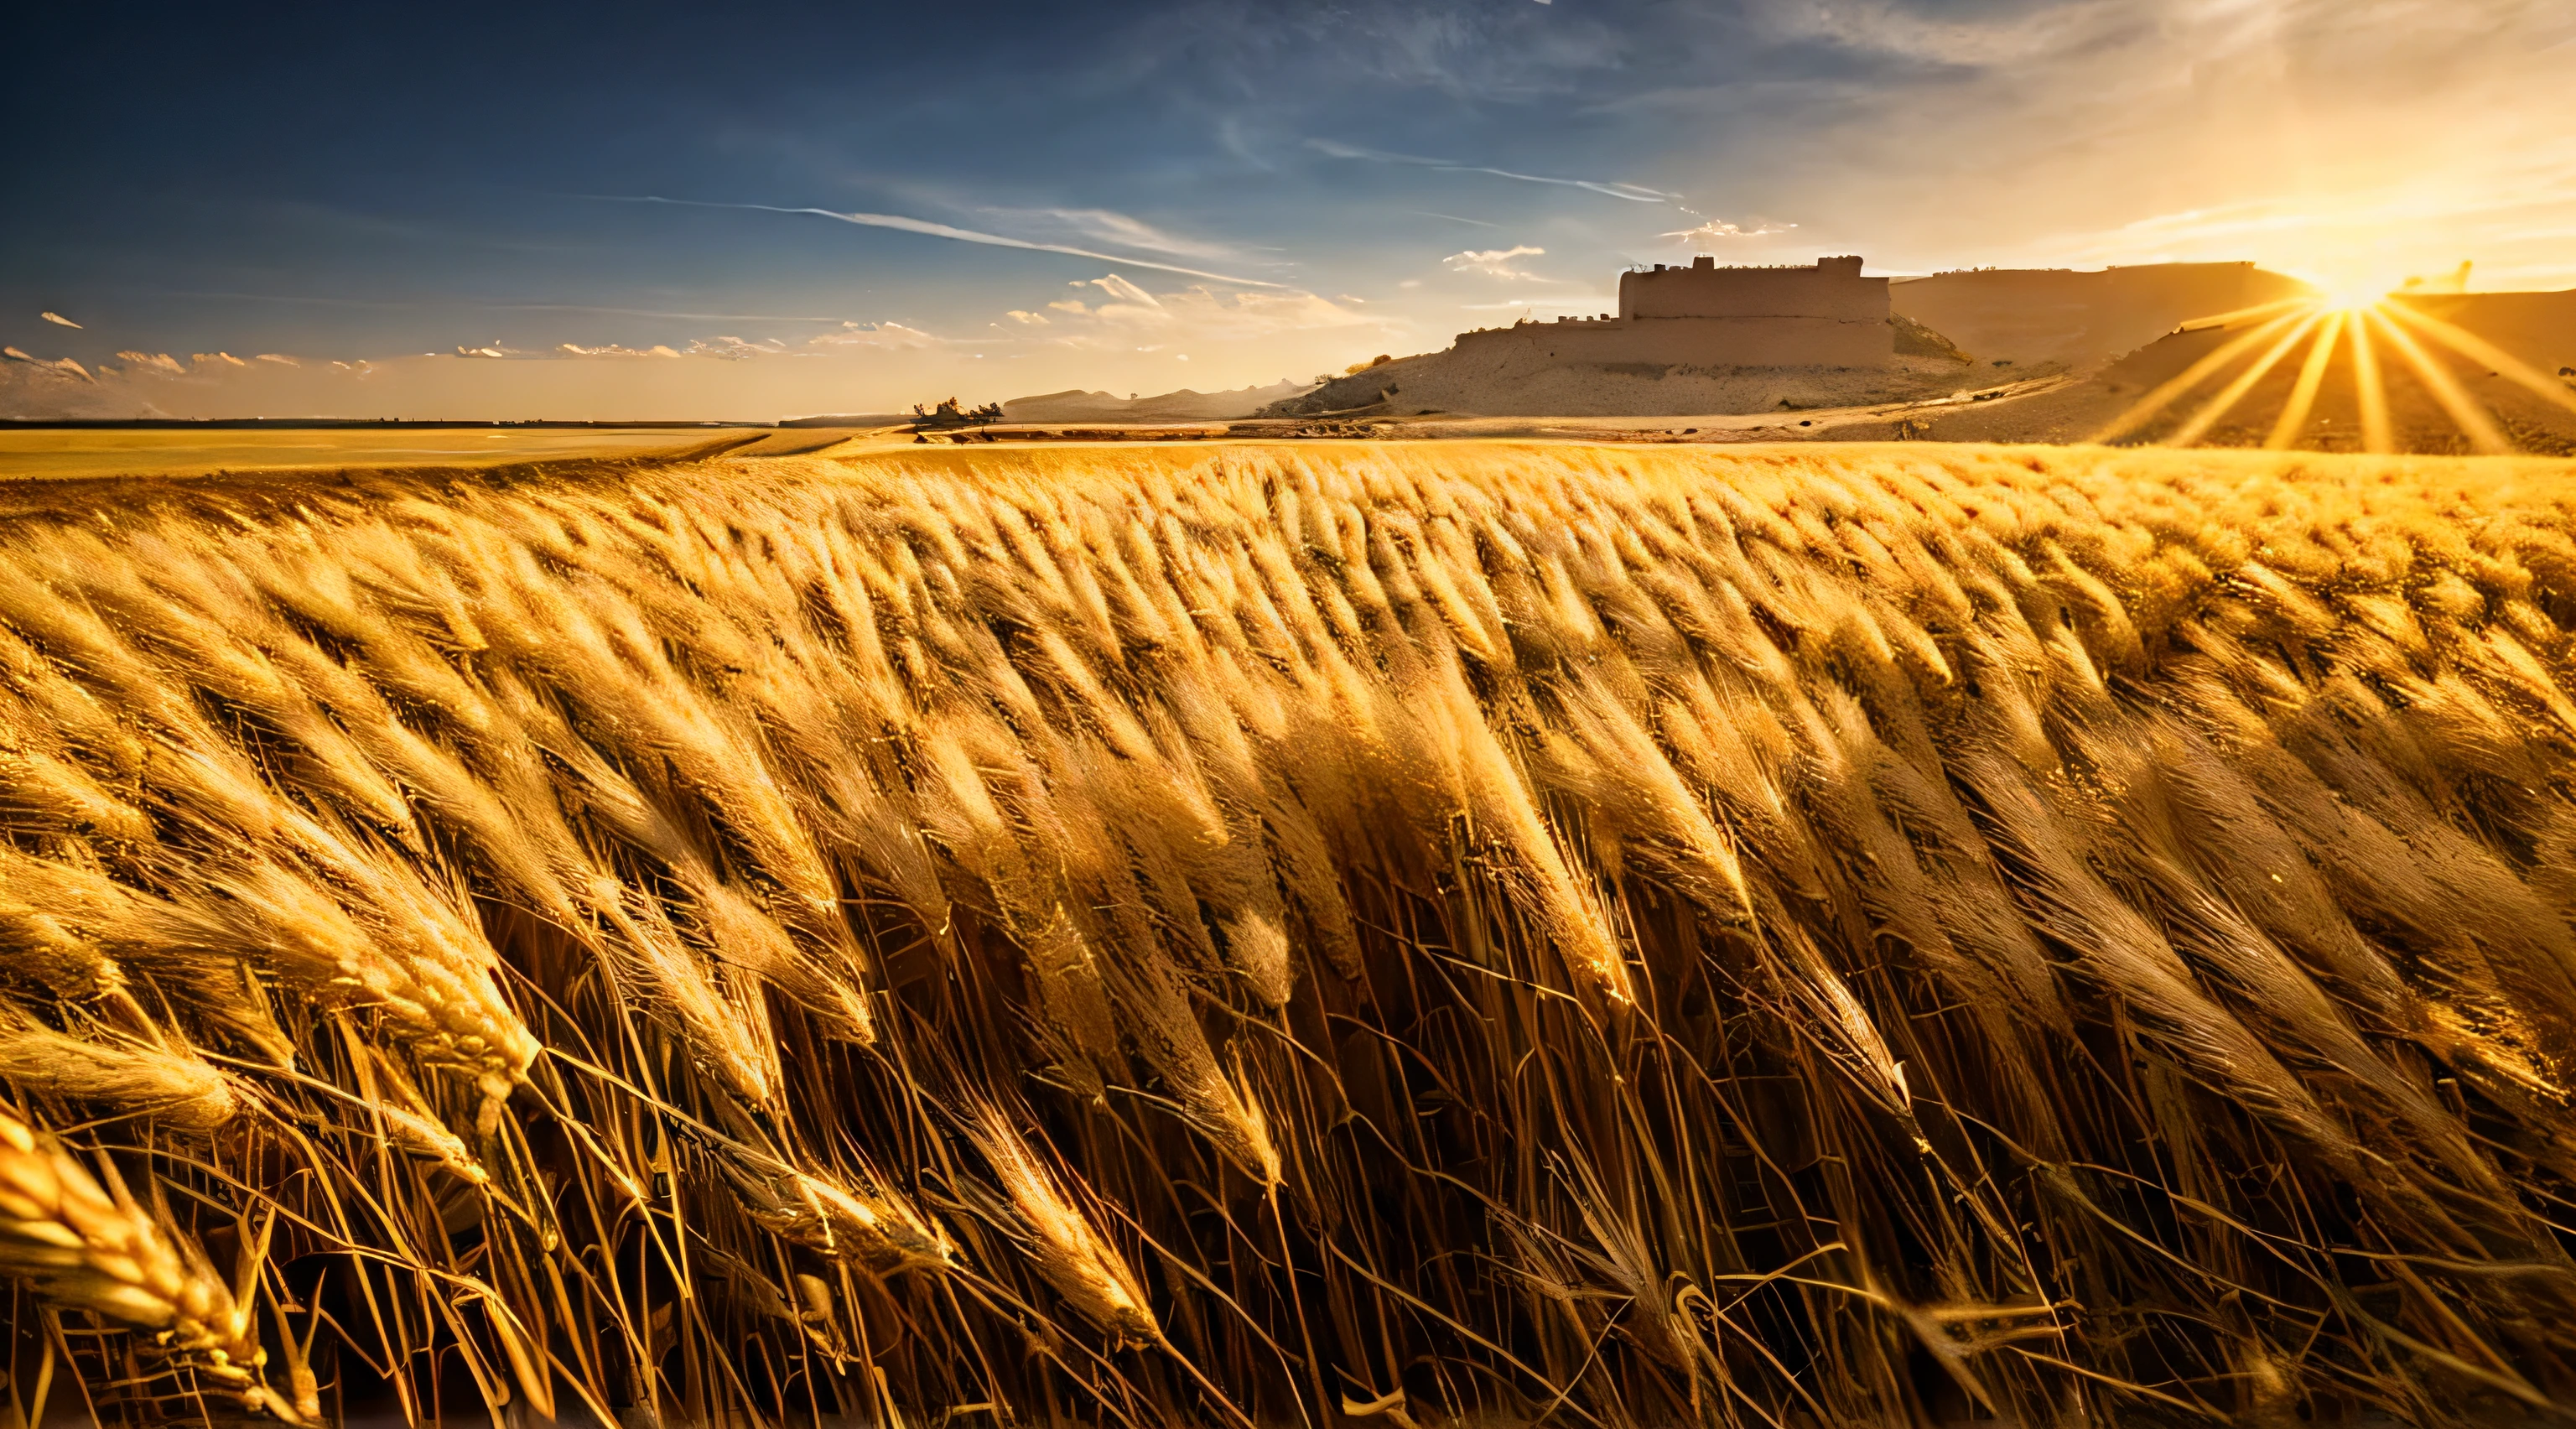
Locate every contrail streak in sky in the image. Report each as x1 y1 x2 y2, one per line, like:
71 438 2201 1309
1306 140 1676 204
589 196 1290 288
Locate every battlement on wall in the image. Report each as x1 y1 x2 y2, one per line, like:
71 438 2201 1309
1632 255 1866 277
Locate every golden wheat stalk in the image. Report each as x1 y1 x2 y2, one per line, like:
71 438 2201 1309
0 1109 293 1420
0 1005 236 1137
711 1144 954 1275
966 1104 1161 1349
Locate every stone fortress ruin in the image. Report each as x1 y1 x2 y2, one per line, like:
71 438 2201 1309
1451 255 1895 369
1271 254 1926 418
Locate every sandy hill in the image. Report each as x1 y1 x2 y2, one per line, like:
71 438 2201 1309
1888 262 2314 368
776 410 914 428
1004 379 1311 424
1832 303 2576 454
1268 344 1983 420
2390 288 2576 376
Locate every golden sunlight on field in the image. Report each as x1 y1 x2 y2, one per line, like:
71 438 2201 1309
3 442 2575 1427
0 427 760 483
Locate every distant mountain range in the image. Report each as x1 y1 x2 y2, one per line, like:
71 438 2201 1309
776 380 1315 429
1001 380 1313 423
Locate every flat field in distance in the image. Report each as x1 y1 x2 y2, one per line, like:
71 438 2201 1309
3 440 2574 1429
0 424 761 481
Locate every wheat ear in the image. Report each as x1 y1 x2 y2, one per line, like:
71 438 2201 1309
0 1109 296 1421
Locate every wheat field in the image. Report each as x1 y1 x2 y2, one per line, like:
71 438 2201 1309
3 440 2575 1429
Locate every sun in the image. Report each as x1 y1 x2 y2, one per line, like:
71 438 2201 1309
2086 262 2576 454
2288 259 2412 313
2312 275 2401 312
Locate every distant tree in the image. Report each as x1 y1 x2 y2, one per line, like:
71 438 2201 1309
909 397 1004 429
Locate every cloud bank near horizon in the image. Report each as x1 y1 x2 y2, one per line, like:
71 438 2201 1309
0 267 1402 421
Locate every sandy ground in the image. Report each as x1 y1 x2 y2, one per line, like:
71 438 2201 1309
0 426 761 481
1393 376 2073 439
1275 346 2001 419
851 375 2070 449
1849 323 2576 453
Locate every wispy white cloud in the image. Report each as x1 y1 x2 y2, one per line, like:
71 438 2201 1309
558 342 682 358
1306 138 1675 203
1087 274 1161 307
589 195 1290 287
4 348 92 380
1444 245 1550 280
1144 3 1627 108
686 335 795 361
1662 218 1797 247
255 353 298 366
1017 277 1385 350
983 206 1239 261
40 312 81 329
117 351 188 377
121 289 870 323
1005 309 1051 325
1742 0 2139 68
806 321 936 350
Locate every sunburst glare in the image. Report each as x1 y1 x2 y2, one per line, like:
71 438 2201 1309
2092 266 2576 454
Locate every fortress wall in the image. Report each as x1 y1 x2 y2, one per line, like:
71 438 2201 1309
1275 254 1903 418
1452 315 1893 368
1619 256 1890 322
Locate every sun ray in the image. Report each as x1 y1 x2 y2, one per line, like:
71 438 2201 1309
2350 309 2396 454
2173 295 2318 335
2264 310 2347 450
2366 308 2511 455
2163 311 2323 447
2379 300 2576 420
2089 309 2311 445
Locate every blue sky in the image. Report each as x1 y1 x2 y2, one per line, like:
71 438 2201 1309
7 0 2571 418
